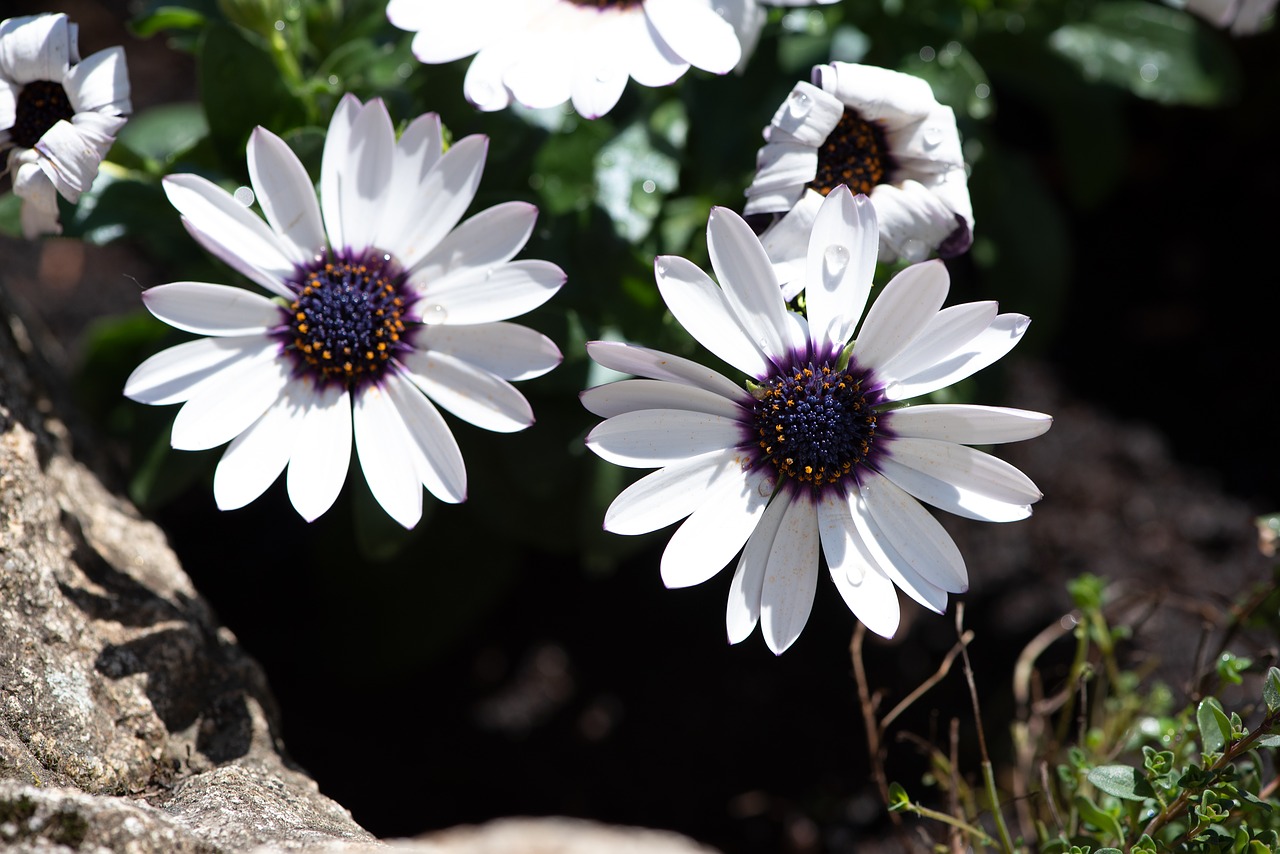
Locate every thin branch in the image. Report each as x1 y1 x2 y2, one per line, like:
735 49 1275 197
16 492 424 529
957 604 1016 854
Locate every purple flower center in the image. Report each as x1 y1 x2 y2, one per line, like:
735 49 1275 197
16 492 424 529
11 80 75 149
280 251 415 389
811 107 896 198
751 360 878 488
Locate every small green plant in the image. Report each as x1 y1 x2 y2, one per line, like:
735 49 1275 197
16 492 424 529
854 571 1280 853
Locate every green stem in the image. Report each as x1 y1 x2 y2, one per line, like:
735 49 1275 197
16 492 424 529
902 802 999 847
982 759 1017 853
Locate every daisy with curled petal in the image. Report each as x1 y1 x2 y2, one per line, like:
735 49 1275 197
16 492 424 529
123 94 565 529
583 186 1049 654
745 62 973 290
0 12 130 238
388 0 832 120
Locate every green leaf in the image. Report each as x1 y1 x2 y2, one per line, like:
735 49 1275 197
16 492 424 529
198 23 306 170
1074 794 1124 844
1088 765 1156 801
593 104 684 243
0 192 21 238
117 102 209 168
887 782 910 812
1198 696 1233 754
1263 666 1280 712
130 5 207 38
1048 2 1239 106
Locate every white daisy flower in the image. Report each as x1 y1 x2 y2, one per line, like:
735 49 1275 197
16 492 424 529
745 62 974 283
123 95 565 529
583 187 1048 654
387 0 833 119
0 12 130 238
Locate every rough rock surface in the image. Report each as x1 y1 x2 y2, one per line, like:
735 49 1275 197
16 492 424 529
1 287 376 850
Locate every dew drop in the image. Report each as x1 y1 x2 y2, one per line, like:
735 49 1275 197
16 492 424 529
901 238 928 262
788 90 812 118
1139 62 1159 82
757 479 774 498
422 305 448 326
974 83 991 100
922 125 943 147
654 258 670 277
847 563 866 586
232 186 255 207
823 244 850 279
641 179 656 194
714 4 728 17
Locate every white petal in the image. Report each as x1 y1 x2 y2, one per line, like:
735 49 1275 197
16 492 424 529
604 448 748 535
501 8 575 110
388 0 522 61
654 254 771 378
765 82 843 147
214 395 293 511
759 190 822 300
33 117 118 198
726 490 790 644
585 409 744 468
570 10 630 119
247 127 326 265
354 384 423 529
860 469 967 593
882 437 1042 505
883 405 1053 445
846 486 949 613
743 143 817 208
853 259 949 371
463 42 516 112
873 449 1035 523
805 187 878 355
413 321 560 381
124 335 278 405
580 379 743 420
170 356 290 451
759 494 820 654
884 313 1031 401
391 135 490 271
870 180 969 264
286 383 353 522
644 0 740 73
706 206 800 361
625 8 688 87
142 282 284 336
63 46 130 114
399 349 533 433
384 372 467 504
319 93 362 251
423 259 564 325
875 301 997 390
411 201 535 285
817 493 901 638
660 466 773 588
585 341 745 402
0 13 71 84
814 62 939 127
336 98 396 254
163 174 295 299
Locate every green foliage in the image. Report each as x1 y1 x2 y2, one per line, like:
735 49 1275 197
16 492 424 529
886 576 1280 853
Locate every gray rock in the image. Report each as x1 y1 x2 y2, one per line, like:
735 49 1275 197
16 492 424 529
1 287 375 851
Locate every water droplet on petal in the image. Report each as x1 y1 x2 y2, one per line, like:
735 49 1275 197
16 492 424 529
232 186 255 207
422 305 448 326
788 90 812 118
847 562 866 586
901 238 927 262
823 244 850 279
922 126 943 147
757 479 775 498
654 258 669 277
